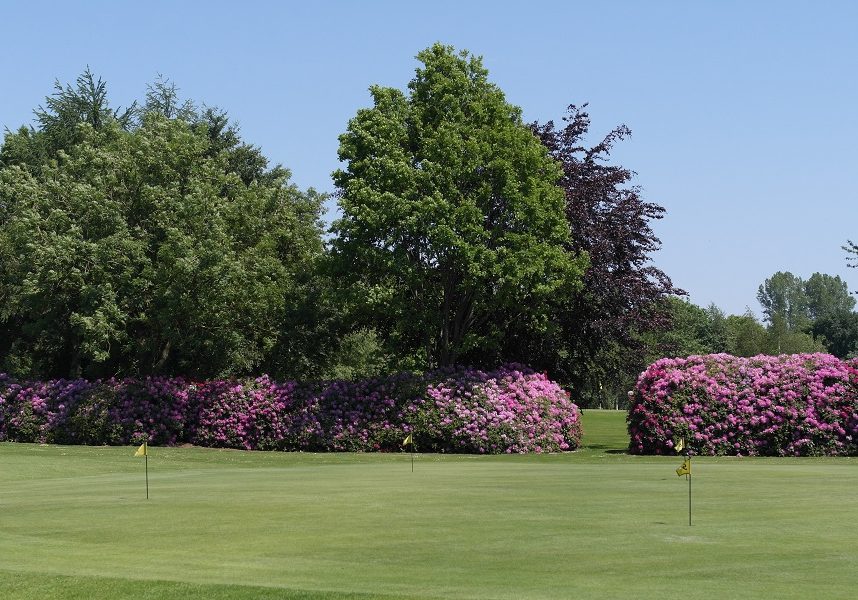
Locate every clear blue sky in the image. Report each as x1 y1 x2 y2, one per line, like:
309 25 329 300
3 0 856 317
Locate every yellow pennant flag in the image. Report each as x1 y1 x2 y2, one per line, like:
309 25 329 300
676 457 690 477
402 433 413 447
134 442 147 457
674 437 685 453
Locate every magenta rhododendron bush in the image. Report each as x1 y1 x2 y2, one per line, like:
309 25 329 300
0 366 581 453
628 353 858 456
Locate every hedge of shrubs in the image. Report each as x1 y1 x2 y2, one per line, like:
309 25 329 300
0 365 581 454
628 353 858 456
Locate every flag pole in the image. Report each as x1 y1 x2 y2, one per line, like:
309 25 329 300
674 438 691 526
687 453 691 526
145 441 149 500
403 432 414 472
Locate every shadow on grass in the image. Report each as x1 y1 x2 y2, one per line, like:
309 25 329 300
581 443 628 454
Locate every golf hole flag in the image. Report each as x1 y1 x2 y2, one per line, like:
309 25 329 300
134 441 149 499
676 455 692 525
674 437 685 453
402 432 416 472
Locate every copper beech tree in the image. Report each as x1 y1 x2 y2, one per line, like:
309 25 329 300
507 106 682 400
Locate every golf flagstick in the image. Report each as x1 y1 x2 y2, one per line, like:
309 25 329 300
688 454 692 526
403 433 414 472
674 438 690 525
134 440 149 499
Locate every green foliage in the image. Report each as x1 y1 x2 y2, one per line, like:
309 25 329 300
811 311 858 358
14 60 856 385
805 272 855 319
725 311 768 356
331 44 586 368
757 271 810 332
0 75 325 378
763 314 826 354
321 328 390 380
56 384 123 446
0 68 136 173
645 297 712 358
801 273 858 358
638 271 858 360
700 303 731 353
755 271 854 356
643 298 817 361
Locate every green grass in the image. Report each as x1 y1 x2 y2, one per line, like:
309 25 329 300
1 410 857 599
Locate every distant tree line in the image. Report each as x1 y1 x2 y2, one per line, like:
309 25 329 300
1 45 855 409
650 271 858 362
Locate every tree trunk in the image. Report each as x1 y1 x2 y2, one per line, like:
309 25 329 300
153 340 171 373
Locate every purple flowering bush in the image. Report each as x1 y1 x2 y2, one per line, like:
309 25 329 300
0 374 191 446
306 373 426 452
0 366 582 453
0 375 97 443
108 378 191 445
628 353 858 456
190 377 297 451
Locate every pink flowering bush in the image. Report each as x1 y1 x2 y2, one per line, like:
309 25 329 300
0 366 582 453
304 372 426 452
415 366 581 453
628 353 858 456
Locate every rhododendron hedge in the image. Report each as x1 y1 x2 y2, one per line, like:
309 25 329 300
0 366 581 453
628 353 858 456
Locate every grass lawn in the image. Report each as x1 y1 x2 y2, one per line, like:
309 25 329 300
1 409 857 599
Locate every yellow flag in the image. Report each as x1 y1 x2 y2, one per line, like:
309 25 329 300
676 458 690 476
674 437 685 453
134 442 147 457
402 433 412 447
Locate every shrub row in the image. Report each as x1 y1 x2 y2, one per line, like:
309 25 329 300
0 365 581 454
628 353 858 456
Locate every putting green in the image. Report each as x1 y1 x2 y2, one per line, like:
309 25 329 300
1 410 856 599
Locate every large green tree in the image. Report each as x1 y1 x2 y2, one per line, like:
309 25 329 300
804 273 857 358
725 311 768 357
0 69 137 175
757 271 810 333
804 273 855 319
756 271 853 356
811 311 858 358
331 44 587 368
0 75 325 379
644 297 712 359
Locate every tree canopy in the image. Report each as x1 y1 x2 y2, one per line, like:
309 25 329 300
497 105 682 400
0 75 325 379
5 48 852 390
756 271 855 357
330 43 587 368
